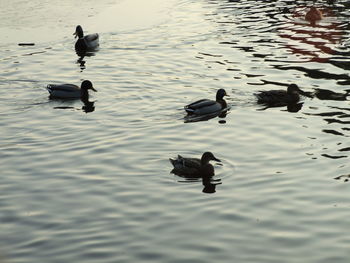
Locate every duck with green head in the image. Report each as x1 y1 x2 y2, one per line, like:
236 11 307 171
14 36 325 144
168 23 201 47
185 89 228 115
47 80 97 100
74 25 99 51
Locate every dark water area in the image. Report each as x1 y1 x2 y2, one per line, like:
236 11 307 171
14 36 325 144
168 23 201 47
1 0 350 262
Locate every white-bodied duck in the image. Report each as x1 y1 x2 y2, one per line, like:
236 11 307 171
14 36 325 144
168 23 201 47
47 80 97 100
184 89 228 115
169 152 221 178
73 25 99 51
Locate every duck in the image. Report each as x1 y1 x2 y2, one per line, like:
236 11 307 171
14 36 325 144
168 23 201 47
305 7 323 23
255 84 308 106
169 152 221 178
47 80 97 100
184 89 228 115
73 25 99 51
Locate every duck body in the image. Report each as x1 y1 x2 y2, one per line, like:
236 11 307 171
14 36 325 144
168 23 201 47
185 89 228 115
255 84 305 106
305 7 323 23
169 152 220 178
74 25 99 51
47 80 96 100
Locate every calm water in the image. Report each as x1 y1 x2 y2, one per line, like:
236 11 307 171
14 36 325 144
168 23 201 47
1 0 350 262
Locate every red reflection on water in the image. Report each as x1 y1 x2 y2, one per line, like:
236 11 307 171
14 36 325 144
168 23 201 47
279 5 344 63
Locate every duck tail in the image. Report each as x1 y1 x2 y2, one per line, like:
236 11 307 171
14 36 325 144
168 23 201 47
46 85 53 93
169 155 185 168
184 106 195 114
169 158 176 167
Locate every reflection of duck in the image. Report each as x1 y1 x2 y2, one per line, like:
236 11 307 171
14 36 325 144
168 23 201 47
255 84 308 106
73 25 99 51
202 182 220 194
47 80 97 100
169 152 221 178
185 89 228 115
82 101 95 113
184 108 228 123
305 7 323 23
201 170 222 194
313 88 349 101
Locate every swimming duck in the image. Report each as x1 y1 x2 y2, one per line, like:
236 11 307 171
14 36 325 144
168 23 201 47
255 84 307 106
184 89 228 115
73 25 99 51
169 152 221 178
47 80 97 100
305 7 323 23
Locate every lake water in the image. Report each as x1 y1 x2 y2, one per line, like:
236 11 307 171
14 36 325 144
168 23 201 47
1 0 350 262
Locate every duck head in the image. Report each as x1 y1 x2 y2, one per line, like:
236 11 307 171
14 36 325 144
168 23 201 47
305 6 323 23
201 152 221 165
216 89 228 101
73 25 84 39
81 80 97 92
287 84 306 95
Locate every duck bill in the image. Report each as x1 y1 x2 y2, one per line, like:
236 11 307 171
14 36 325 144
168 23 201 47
73 32 78 38
298 89 312 98
213 157 221 162
91 87 97 92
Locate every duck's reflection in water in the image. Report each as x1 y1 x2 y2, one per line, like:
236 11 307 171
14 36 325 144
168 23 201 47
77 55 86 71
175 175 222 194
257 102 304 113
81 93 96 113
51 98 96 114
184 108 229 123
313 88 350 101
76 51 98 71
82 100 95 113
202 174 222 194
52 101 96 113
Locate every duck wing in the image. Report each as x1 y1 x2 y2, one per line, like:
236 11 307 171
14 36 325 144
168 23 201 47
85 33 99 42
169 155 201 169
255 90 287 104
185 99 216 111
84 33 99 49
47 84 79 92
75 33 99 51
47 84 80 99
182 157 201 169
185 99 223 115
169 155 202 177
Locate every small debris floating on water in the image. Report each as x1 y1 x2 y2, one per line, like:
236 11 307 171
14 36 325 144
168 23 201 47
334 174 350 182
18 43 35 46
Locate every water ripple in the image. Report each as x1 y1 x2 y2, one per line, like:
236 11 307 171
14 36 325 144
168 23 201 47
1 0 350 263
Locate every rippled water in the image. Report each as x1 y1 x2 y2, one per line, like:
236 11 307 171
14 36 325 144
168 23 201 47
1 0 350 262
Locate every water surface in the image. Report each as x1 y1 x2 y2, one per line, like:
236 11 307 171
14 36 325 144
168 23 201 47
1 0 350 262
